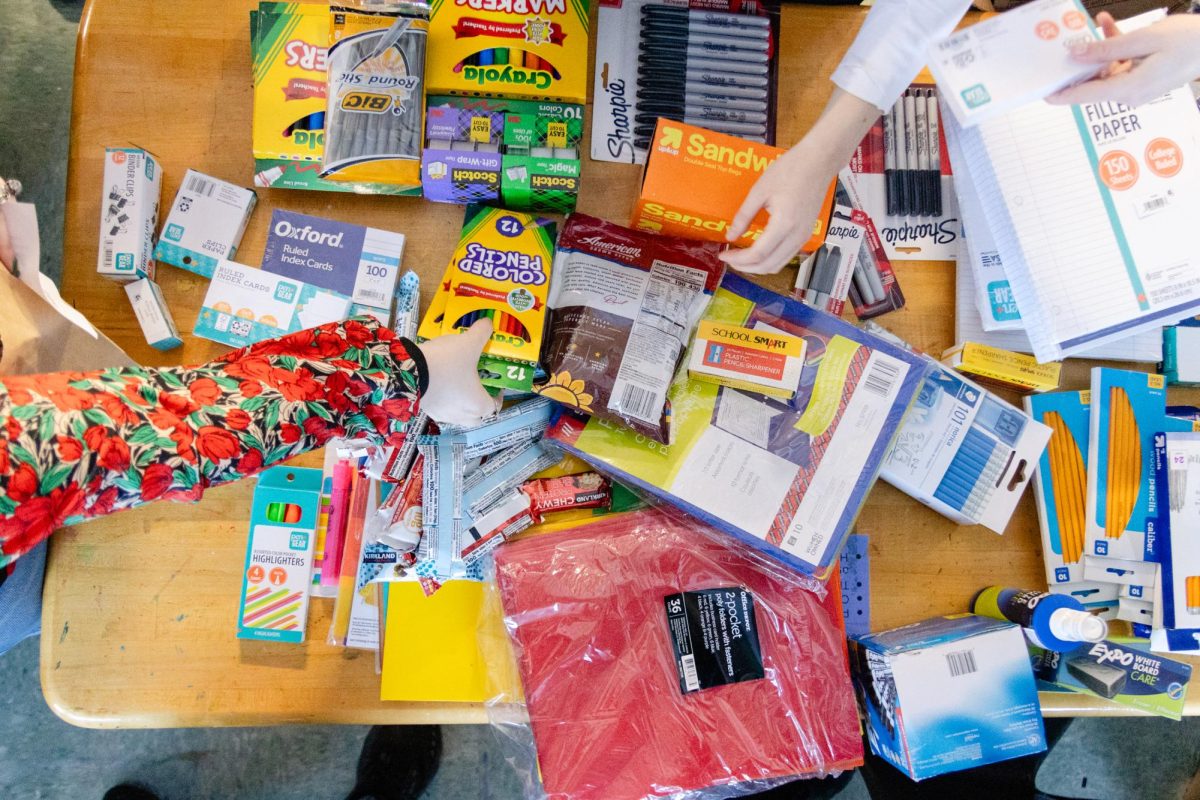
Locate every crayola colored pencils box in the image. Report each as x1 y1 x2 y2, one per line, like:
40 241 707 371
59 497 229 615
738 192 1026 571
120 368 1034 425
238 466 323 643
632 120 834 252
426 0 590 104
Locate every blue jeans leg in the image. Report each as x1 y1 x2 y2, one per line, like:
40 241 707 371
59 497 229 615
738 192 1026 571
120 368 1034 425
0 541 46 655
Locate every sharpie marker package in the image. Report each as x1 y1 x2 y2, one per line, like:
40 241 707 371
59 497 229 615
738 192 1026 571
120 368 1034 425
322 1 430 189
548 272 930 580
489 509 863 800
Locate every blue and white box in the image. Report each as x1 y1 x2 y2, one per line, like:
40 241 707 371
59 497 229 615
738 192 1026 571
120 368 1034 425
850 614 1046 781
124 278 182 351
260 210 404 325
193 259 352 349
97 147 161 283
154 169 257 278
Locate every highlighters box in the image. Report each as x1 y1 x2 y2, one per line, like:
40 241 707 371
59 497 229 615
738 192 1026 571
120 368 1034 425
850 614 1046 781
632 119 833 252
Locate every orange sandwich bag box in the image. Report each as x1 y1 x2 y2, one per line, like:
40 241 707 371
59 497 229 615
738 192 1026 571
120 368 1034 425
631 119 834 252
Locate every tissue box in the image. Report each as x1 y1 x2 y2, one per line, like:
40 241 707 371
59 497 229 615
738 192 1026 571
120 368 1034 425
850 615 1046 781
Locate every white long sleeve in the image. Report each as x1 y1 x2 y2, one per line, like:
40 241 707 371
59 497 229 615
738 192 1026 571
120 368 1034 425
831 0 976 112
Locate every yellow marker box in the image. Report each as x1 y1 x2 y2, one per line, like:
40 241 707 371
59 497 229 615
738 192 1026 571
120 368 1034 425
688 320 806 399
942 342 1062 394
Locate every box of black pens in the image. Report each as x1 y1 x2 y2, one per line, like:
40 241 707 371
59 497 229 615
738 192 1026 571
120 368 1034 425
592 0 781 165
846 82 961 262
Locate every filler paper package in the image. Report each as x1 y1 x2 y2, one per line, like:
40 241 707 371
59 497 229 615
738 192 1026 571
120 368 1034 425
418 206 556 392
631 120 834 253
881 363 1052 533
547 272 930 580
237 466 323 643
426 0 590 104
926 0 1100 127
1025 390 1091 586
850 615 1046 781
1086 369 1166 562
591 0 781 165
491 510 863 800
194 259 353 349
1031 639 1191 719
124 278 183 352
260 210 404 323
537 214 725 445
97 147 162 282
154 170 257 278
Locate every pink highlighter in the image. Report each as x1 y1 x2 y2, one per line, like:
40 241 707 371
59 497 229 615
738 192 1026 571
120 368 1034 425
320 459 354 589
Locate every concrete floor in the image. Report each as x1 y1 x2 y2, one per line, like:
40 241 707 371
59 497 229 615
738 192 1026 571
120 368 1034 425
1 0 1199 797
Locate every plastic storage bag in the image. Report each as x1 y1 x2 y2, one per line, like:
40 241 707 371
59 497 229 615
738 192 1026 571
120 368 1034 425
489 509 864 800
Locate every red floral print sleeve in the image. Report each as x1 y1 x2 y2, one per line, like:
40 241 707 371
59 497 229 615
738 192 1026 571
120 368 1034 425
0 316 426 568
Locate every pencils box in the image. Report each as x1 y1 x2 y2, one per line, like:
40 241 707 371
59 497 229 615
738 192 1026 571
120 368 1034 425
194 259 353 349
154 170 257 278
632 119 833 252
124 278 182 352
260 210 405 325
688 320 805 399
943 342 1062 394
426 0 589 104
98 147 161 283
881 361 1052 532
850 615 1045 781
1025 390 1091 586
237 466 323 644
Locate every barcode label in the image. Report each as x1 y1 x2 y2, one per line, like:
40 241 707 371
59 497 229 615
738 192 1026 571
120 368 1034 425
680 654 700 692
939 31 970 51
863 358 901 398
358 288 389 305
618 383 659 424
1136 195 1169 218
946 649 977 677
103 245 113 271
186 174 216 197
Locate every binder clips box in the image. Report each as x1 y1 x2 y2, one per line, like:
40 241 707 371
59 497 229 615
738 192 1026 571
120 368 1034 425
631 119 833 252
850 615 1046 781
98 147 162 282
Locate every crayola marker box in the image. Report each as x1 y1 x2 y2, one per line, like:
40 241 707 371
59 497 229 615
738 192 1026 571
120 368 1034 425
426 0 590 104
238 466 323 643
632 120 834 252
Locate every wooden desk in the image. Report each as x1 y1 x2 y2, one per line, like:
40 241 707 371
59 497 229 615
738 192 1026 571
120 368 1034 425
42 0 1199 728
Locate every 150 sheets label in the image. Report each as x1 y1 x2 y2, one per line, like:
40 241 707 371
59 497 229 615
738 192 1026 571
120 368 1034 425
664 587 764 694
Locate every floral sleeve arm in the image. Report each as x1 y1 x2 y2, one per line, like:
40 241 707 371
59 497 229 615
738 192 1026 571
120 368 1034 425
0 317 425 568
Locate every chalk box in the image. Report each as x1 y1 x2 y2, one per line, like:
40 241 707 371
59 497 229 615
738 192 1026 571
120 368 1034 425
154 170 257 278
260 210 404 324
881 362 1051 532
97 147 162 282
850 615 1046 781
194 259 353 349
124 278 182 351
237 466 323 643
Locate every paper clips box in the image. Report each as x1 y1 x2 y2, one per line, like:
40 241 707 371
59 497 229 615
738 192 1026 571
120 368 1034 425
237 466 323 644
260 210 404 324
881 361 1052 532
98 147 162 282
632 119 834 252
124 278 182 351
850 615 1046 781
154 170 257 278
194 259 353 349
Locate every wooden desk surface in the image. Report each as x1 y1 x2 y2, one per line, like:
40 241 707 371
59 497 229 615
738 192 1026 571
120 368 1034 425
42 0 1200 728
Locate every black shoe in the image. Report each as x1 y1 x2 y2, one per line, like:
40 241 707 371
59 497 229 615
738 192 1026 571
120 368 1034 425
103 785 161 800
345 725 443 800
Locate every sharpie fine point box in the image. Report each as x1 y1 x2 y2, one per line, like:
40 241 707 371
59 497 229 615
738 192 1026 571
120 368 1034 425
881 362 1052 532
154 170 257 278
260 210 404 324
632 120 833 253
850 615 1046 781
237 466 323 643
194 259 353 349
687 320 805 399
426 0 590 104
97 147 161 283
124 278 182 351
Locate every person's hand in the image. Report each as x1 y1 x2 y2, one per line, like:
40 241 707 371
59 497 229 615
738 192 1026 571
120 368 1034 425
0 209 13 273
415 318 500 427
1047 12 1200 107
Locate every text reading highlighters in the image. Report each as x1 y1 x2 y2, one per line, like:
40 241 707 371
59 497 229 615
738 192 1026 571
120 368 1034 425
420 206 556 392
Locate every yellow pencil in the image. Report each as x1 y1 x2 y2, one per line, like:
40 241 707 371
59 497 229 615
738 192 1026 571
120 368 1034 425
1188 576 1200 614
1045 412 1086 564
1106 387 1140 540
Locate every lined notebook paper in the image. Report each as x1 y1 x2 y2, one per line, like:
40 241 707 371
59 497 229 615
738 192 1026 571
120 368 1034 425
944 87 1200 362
